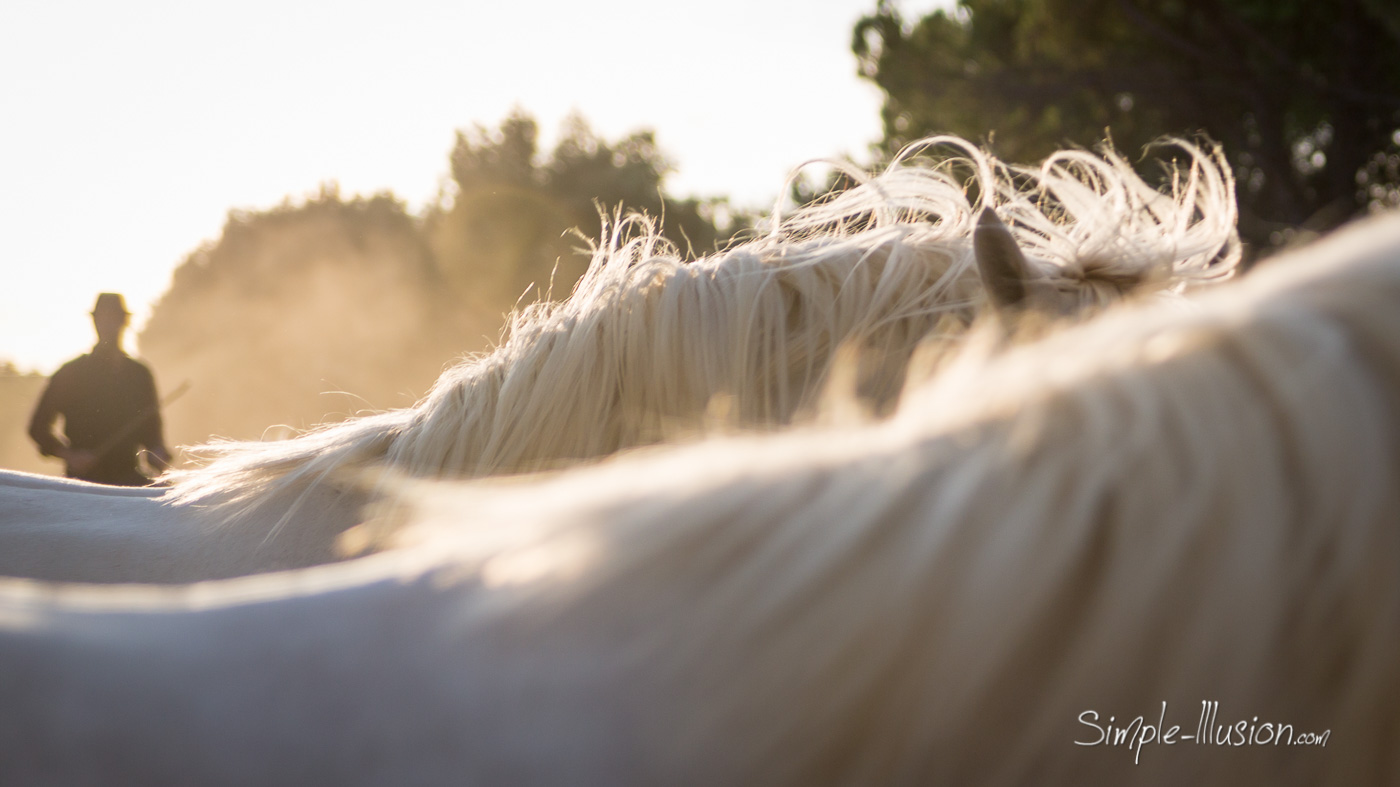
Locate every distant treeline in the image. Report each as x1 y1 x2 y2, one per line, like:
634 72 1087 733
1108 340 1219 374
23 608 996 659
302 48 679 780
131 0 1400 451
137 111 755 448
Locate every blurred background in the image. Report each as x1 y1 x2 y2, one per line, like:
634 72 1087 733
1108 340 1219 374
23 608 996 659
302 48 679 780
4 0 1398 475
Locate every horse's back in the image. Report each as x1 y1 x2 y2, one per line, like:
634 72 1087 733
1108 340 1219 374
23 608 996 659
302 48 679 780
0 469 166 497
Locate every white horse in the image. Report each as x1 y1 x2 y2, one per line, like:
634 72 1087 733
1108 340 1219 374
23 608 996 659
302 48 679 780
170 137 1234 492
0 137 1236 584
1 207 1395 785
0 469 367 583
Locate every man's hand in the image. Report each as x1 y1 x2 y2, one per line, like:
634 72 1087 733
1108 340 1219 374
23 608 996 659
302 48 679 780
59 447 98 477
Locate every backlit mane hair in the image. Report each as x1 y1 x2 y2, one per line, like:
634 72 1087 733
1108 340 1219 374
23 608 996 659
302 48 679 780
166 136 1237 510
384 211 1400 784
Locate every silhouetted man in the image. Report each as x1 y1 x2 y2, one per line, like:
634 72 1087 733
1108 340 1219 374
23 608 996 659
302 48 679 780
29 293 172 486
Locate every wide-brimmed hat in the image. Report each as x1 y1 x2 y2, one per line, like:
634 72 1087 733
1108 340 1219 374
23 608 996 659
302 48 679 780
91 292 130 316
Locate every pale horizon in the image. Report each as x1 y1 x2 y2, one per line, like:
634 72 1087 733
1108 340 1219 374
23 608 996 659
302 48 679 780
1 0 948 375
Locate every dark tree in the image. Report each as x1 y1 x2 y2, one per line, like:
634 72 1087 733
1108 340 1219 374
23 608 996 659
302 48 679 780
428 110 743 308
854 0 1400 249
134 111 748 448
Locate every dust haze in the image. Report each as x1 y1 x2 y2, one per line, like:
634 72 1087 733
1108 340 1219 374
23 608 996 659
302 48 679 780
4 112 746 474
137 188 503 454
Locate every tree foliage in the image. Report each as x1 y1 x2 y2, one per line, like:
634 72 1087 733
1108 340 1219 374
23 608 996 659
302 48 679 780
135 111 743 449
428 110 740 308
139 188 470 444
854 0 1400 248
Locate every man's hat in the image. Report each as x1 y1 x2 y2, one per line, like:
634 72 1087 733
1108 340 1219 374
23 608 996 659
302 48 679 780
92 292 130 316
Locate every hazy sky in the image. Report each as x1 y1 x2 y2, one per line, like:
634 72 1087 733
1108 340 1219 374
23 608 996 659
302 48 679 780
2 0 945 373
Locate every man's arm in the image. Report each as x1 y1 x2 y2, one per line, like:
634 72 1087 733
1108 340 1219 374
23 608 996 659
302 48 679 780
27 371 94 473
27 377 66 458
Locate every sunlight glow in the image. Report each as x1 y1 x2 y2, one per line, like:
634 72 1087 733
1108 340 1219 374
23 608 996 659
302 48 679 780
481 533 600 589
0 0 960 373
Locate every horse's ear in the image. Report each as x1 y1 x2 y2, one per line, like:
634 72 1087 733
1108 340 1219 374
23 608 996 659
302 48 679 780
974 209 1036 311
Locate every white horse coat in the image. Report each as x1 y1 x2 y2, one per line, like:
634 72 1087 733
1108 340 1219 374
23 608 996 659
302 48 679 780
0 138 1236 585
1 208 1397 784
0 470 364 583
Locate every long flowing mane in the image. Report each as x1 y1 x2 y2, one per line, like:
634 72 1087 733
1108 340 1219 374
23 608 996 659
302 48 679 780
381 210 1400 784
166 137 1237 513
4 212 1395 785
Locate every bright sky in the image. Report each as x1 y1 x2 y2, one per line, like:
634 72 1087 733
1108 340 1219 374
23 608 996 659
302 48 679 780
1 0 946 373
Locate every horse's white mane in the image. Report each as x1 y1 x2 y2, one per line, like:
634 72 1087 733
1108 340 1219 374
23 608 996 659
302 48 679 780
166 136 1237 510
7 181 1399 783
382 211 1400 784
